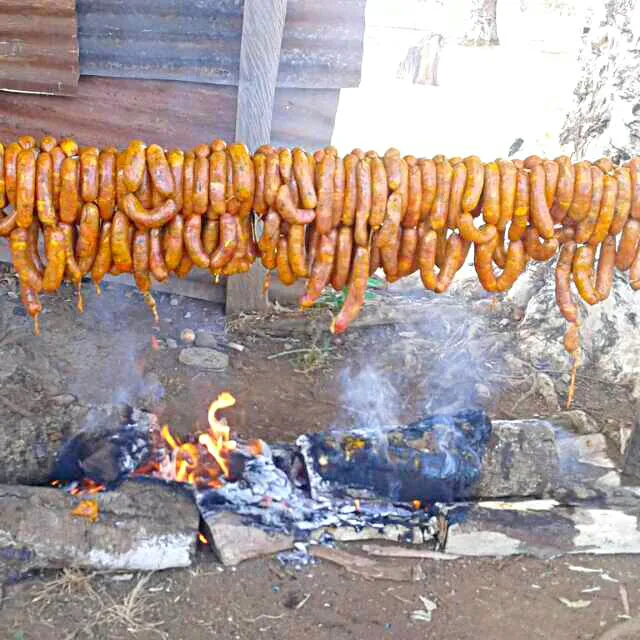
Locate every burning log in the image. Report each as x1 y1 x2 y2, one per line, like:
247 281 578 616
296 413 559 502
0 480 199 581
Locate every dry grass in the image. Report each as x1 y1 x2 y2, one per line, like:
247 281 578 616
28 570 167 640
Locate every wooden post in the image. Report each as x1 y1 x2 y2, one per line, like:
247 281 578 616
226 0 288 314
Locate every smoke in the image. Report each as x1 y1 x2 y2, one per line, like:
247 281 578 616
334 288 507 431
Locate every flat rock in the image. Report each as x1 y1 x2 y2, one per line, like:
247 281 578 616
195 330 219 348
0 481 199 581
471 420 560 499
203 512 293 566
179 347 229 370
549 410 600 435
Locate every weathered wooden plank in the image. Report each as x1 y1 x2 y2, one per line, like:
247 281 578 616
76 0 365 90
0 0 79 95
0 76 338 152
226 0 287 315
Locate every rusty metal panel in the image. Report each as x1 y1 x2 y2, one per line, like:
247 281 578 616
0 76 338 151
76 0 365 89
0 0 79 95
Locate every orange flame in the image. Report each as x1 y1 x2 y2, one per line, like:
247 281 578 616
140 392 239 489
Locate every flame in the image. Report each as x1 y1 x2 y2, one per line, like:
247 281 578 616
70 479 106 495
139 392 239 489
71 499 99 523
198 532 209 545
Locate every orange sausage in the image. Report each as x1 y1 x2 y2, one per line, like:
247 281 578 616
588 174 617 246
258 209 281 270
418 158 437 221
508 169 530 241
567 161 592 222
42 225 66 293
278 148 292 183
403 157 423 228
148 227 169 282
123 193 177 229
398 157 409 217
80 148 99 203
572 245 600 305
529 163 554 239
20 283 41 334
315 150 335 234
383 148 401 191
595 235 616 300
555 240 577 322
300 229 337 308
17 135 35 150
26 220 43 275
132 228 151 293
9 227 42 292
331 226 354 291
332 153 345 228
163 214 184 271
354 158 372 246
457 212 497 244
123 140 146 193
629 158 640 220
430 159 453 230
447 160 467 229
182 151 195 218
210 213 237 272
543 160 559 209
609 167 631 235
376 192 403 248
39 136 56 153
288 223 308 277
397 227 418 277
135 168 153 209
497 159 516 231
75 203 100 274
16 149 36 229
595 157 614 174
184 214 210 268
193 148 209 216
59 138 78 158
615 218 640 271
202 218 220 255
167 149 184 213
275 184 316 225
380 227 400 281
0 210 17 237
97 150 117 221
481 162 501 226
369 156 388 230
630 245 640 291
417 227 437 291
59 222 83 285
36 151 56 226
551 156 574 222
435 233 469 293
523 155 542 170
524 226 559 261
175 254 193 279
226 143 253 205
331 245 370 334
252 152 267 216
264 151 281 209
4 142 21 207
59 157 81 224
116 152 128 213
91 221 112 291
276 236 296 285
146 144 174 198
575 165 604 243
291 148 316 209
111 211 134 273
342 153 358 226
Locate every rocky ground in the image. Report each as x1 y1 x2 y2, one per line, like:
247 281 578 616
1 263 639 639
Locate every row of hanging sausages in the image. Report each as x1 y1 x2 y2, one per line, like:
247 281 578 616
1 135 639 350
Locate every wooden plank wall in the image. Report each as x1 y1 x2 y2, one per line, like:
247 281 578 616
0 0 79 95
76 0 366 89
0 77 339 152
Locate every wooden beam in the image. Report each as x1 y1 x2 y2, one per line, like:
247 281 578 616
226 0 288 315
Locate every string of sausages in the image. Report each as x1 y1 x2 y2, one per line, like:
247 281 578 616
1 137 639 371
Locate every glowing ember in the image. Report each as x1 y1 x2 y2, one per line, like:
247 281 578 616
198 532 209 545
70 479 106 495
141 392 239 488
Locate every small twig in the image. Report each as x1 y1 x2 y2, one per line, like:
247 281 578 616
267 348 320 360
244 613 286 623
295 593 311 610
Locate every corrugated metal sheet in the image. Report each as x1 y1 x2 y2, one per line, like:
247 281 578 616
0 0 79 95
76 0 365 89
0 76 339 151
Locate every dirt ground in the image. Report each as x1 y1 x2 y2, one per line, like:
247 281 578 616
0 267 638 640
